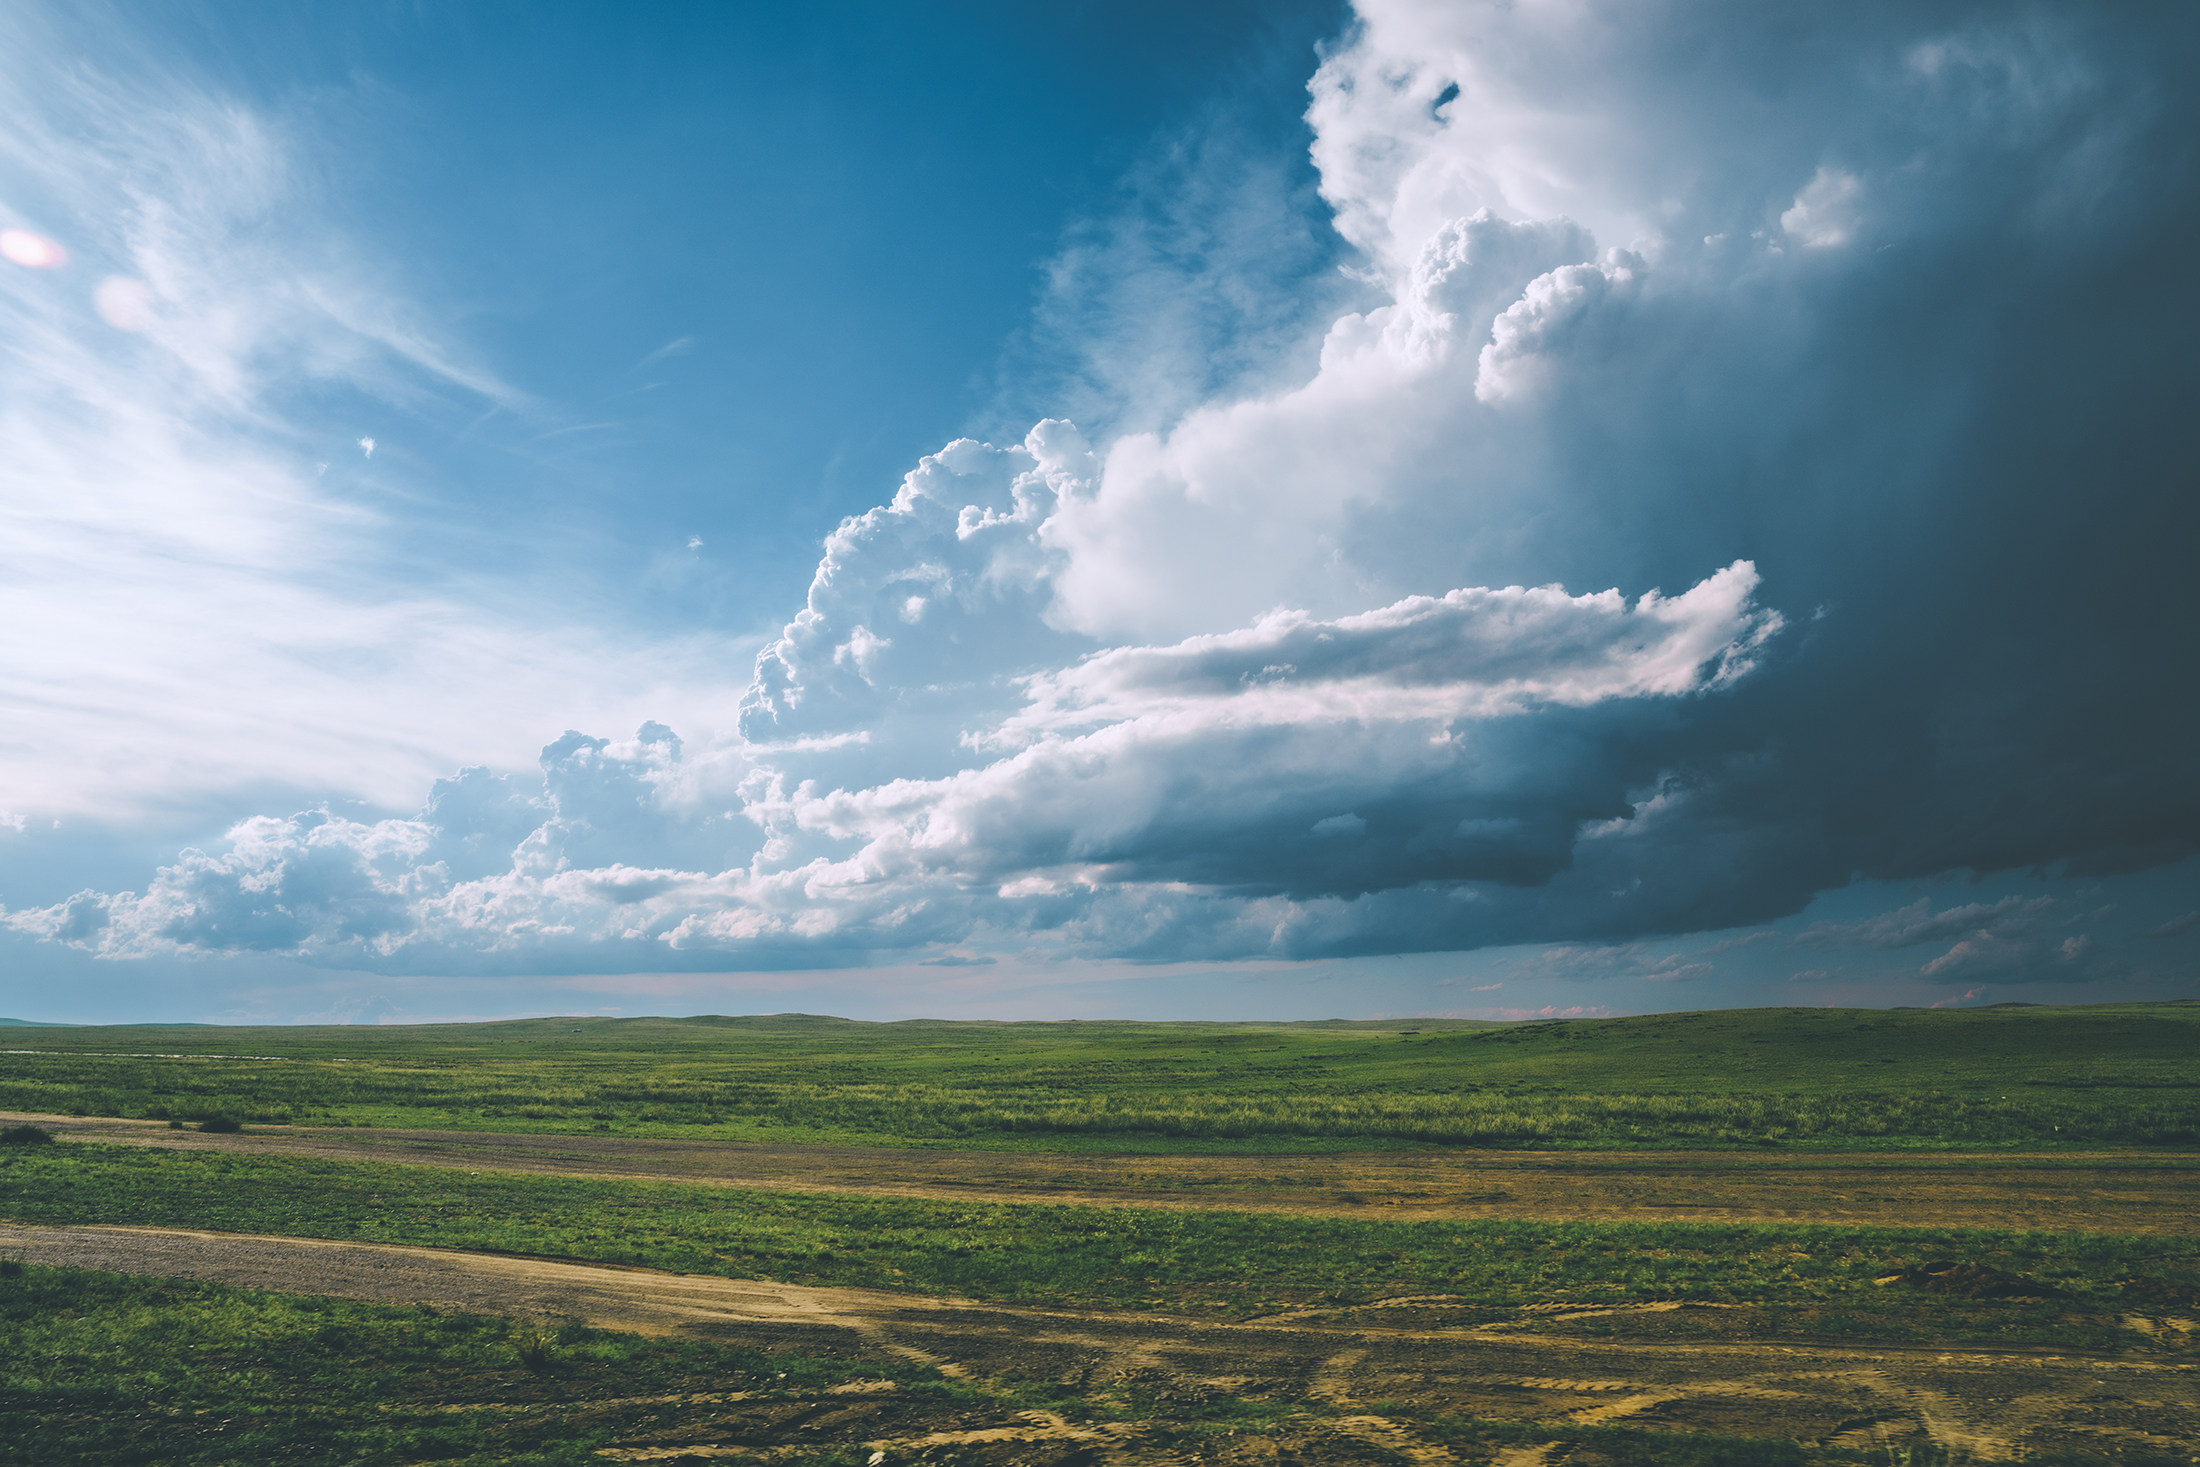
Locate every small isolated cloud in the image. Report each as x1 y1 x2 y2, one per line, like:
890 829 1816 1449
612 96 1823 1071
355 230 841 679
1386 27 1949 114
1796 897 2054 952
1488 1004 1610 1021
686 536 703 550
1921 932 2031 979
1929 987 1989 1009
1780 167 1866 248
358 436 375 459
1509 944 1712 984
2143 911 2200 940
1919 926 2097 985
1789 969 1832 982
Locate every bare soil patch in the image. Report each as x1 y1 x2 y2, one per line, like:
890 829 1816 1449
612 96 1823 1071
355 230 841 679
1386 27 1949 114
9 1110 2196 1234
1875 1260 2066 1299
5 1222 2196 1462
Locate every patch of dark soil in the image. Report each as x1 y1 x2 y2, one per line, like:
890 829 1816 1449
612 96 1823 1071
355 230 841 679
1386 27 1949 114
1878 1260 2064 1299
1255 1299 1513 1331
1629 1393 1856 1442
592 1393 1044 1458
1541 1307 1768 1342
893 1445 1100 1466
2114 1274 2200 1309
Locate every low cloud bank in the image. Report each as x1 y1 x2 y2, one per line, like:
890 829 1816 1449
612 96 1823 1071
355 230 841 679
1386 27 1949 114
8 546 1780 969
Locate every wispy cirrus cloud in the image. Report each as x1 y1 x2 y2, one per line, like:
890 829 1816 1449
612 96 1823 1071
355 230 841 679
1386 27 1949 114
0 8 735 823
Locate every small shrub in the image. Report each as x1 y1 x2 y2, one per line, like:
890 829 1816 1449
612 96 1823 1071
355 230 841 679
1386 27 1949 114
197 1117 243 1134
0 1252 23 1278
0 1124 54 1145
515 1328 558 1371
1879 1261 2062 1299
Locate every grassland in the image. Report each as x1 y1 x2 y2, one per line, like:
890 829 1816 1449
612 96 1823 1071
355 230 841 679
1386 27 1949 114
12 1260 2009 1467
0 1261 962 1466
3 1001 2197 1461
2 1001 2197 1151
4 1140 2192 1352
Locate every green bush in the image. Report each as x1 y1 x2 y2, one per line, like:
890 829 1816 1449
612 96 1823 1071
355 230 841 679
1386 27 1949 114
0 1124 54 1145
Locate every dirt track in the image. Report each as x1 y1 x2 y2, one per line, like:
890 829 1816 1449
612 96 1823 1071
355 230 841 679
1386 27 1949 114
5 1221 2195 1463
10 1111 2198 1233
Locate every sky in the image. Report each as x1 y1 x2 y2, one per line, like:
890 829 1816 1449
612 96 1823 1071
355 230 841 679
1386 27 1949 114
1 0 2194 1026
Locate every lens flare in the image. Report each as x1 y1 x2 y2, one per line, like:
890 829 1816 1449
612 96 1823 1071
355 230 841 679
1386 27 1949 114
0 229 68 268
94 276 154 330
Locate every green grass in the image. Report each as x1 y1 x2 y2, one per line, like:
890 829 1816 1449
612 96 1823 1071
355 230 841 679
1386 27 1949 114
8 1004 2189 1462
2 1001 2197 1151
0 1262 959 1466
4 1142 2191 1349
11 1264 2098 1467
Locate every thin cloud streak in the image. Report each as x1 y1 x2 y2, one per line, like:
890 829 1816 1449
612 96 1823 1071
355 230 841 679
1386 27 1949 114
0 14 737 821
631 336 694 372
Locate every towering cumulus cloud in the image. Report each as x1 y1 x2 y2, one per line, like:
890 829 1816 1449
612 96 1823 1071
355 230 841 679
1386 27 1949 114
10 0 2196 978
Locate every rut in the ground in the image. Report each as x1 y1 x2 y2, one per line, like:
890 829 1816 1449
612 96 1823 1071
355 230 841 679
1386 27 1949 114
4 1221 2195 1462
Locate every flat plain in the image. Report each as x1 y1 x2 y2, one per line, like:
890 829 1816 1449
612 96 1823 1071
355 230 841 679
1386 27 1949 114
4 1003 2196 1149
2 1001 2195 1464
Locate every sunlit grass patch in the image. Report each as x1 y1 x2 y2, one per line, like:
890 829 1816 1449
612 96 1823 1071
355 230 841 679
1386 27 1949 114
0 1261 957 1466
3 1141 2189 1351
4 1261 2093 1467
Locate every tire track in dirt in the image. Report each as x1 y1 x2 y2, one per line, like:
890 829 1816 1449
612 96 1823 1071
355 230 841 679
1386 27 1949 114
4 1222 2194 1461
9 1110 2196 1233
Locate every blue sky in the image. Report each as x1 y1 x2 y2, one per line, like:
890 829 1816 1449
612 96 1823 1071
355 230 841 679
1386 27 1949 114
1 0 2194 1025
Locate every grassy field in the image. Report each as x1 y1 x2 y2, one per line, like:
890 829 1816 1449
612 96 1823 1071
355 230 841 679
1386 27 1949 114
5 1261 1989 1467
5 1002 2196 1461
2 1001 2197 1151
0 1260 961 1466
4 1140 2192 1351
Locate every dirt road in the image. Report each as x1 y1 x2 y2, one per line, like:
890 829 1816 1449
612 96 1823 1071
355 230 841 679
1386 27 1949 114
9 1111 2196 1233
5 1221 2193 1463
